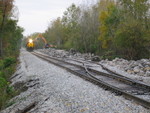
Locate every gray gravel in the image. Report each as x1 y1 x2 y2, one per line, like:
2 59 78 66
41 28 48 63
1 48 149 113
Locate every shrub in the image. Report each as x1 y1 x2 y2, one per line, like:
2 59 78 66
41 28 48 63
0 77 16 110
0 57 17 110
0 71 5 79
3 57 16 68
0 60 4 70
0 77 7 90
4 67 15 79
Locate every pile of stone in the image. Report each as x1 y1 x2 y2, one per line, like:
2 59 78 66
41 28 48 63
38 48 95 60
101 58 150 77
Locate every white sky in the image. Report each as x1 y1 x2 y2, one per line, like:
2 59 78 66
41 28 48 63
14 0 97 36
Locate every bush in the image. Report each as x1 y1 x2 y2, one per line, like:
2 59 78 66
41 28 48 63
4 66 15 79
0 77 7 90
0 60 4 70
0 76 16 110
0 71 5 79
3 57 16 68
0 57 17 110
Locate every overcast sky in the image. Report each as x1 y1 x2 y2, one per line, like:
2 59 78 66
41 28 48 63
14 0 97 36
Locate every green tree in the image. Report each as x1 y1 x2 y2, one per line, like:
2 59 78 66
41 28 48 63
0 0 14 56
62 4 81 49
44 17 65 48
114 0 150 59
99 0 119 49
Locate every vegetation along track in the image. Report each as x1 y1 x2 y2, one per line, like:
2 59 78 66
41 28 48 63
31 51 150 109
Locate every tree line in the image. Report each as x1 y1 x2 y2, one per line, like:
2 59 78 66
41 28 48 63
43 0 150 60
0 0 23 57
0 0 23 110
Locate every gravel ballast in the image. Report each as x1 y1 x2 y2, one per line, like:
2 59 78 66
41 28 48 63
1 49 149 113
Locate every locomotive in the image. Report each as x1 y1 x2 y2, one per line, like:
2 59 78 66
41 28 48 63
26 34 57 51
26 39 34 51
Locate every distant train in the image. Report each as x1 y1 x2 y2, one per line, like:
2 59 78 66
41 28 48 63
26 39 34 51
26 34 57 51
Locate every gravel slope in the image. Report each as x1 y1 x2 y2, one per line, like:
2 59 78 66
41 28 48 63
1 49 149 113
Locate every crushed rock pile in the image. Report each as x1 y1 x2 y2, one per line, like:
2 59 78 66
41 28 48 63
38 48 95 60
100 58 150 77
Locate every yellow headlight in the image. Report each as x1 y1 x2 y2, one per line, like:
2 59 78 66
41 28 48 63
29 39 33 43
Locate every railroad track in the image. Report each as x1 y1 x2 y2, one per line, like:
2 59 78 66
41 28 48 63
31 51 150 109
